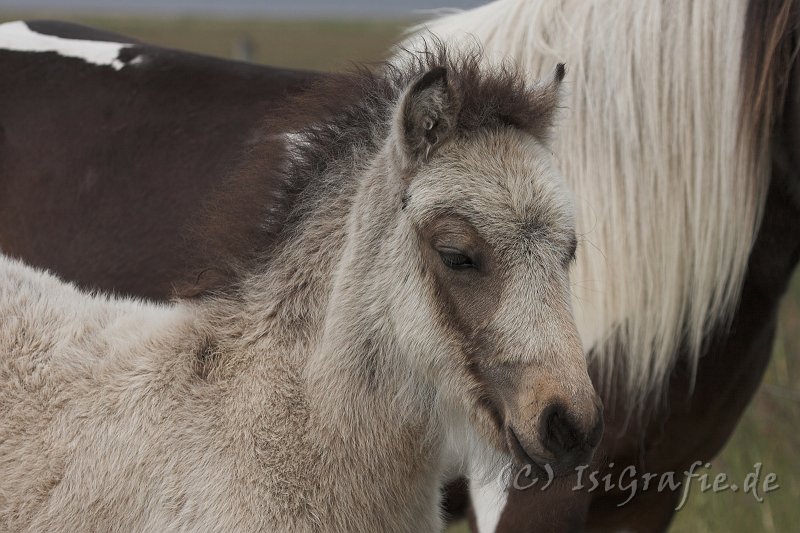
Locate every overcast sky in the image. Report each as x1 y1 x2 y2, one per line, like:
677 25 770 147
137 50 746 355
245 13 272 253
0 0 489 17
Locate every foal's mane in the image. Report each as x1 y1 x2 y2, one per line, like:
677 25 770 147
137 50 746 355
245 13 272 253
181 44 559 297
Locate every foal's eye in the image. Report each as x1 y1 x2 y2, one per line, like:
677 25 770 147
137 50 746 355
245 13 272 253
438 250 474 270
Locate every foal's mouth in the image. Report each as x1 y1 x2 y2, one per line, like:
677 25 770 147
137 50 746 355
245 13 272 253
505 425 552 475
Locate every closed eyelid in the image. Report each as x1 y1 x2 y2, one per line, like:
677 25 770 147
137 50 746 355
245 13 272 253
426 217 486 246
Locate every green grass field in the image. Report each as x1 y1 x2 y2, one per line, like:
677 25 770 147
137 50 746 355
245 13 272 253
1 12 410 70
2 13 797 531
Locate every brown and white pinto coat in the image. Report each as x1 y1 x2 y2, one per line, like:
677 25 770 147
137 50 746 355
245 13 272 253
0 20 321 300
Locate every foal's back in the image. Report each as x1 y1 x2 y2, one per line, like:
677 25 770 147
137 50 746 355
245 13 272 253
0 255 200 530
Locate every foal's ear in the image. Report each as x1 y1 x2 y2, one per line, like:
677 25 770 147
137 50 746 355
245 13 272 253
520 63 567 141
394 66 458 168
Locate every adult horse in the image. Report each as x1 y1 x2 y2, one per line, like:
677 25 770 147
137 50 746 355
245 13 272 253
0 47 604 531
412 0 800 531
1 3 799 530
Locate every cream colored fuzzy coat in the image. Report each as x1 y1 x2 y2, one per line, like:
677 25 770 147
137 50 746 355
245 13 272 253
0 231 446 532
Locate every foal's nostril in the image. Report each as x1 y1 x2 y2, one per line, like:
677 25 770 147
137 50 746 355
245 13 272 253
537 404 603 477
541 404 583 456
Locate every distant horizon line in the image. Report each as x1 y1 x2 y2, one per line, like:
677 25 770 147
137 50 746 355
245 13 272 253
0 4 466 20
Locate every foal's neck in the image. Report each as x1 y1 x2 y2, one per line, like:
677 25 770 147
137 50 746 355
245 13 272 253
201 146 447 529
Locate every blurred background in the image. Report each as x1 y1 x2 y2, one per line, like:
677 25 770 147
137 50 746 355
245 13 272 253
0 1 797 531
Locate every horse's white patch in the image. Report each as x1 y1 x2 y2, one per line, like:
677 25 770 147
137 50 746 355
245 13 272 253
469 480 507 533
0 21 133 71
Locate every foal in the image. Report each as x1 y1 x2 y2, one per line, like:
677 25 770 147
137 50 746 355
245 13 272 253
0 50 601 532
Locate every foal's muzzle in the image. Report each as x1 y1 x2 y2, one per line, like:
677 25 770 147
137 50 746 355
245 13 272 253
539 402 603 475
505 401 603 478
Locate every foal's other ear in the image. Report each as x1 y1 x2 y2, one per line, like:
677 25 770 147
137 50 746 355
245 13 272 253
553 62 566 83
520 63 566 141
394 66 459 170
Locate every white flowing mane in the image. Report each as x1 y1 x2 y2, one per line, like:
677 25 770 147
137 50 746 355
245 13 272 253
411 0 772 404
